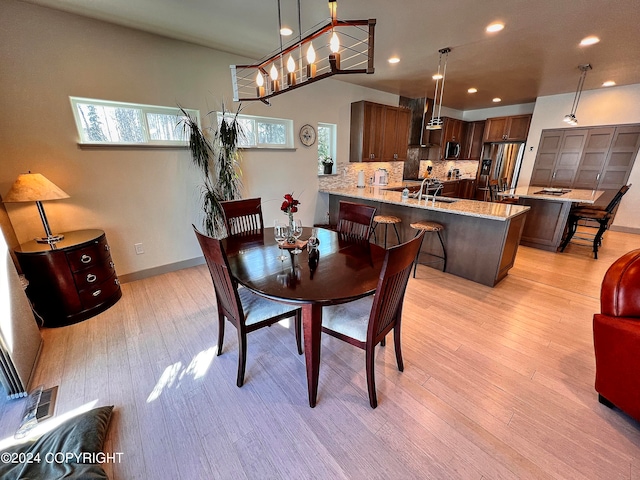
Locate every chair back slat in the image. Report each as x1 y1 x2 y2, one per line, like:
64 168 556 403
337 201 376 241
193 226 243 327
367 232 424 343
604 184 631 214
221 198 264 236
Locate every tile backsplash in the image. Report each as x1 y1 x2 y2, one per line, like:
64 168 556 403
318 160 479 189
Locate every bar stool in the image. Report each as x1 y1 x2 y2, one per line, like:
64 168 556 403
410 221 446 277
372 215 401 248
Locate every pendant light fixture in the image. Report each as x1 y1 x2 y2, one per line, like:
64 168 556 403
563 64 592 126
426 47 451 130
230 0 376 105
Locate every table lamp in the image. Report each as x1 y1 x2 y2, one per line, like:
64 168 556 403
3 172 70 244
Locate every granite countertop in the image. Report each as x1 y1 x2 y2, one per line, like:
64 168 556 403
500 186 604 204
320 185 530 221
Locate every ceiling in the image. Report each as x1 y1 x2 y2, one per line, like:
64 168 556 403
23 0 640 111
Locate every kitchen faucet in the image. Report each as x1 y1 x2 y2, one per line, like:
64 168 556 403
416 178 443 203
417 177 431 201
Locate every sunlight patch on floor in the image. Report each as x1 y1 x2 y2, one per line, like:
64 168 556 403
146 346 217 402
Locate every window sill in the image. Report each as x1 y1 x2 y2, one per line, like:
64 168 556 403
77 142 189 149
239 147 297 151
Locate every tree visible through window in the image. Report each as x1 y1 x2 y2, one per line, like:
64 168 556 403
218 112 293 149
70 97 198 145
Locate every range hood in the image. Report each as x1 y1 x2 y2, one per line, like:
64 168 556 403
400 96 437 147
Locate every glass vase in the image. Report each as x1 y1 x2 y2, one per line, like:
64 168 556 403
287 212 296 244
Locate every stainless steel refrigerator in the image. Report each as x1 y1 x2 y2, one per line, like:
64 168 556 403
477 142 525 193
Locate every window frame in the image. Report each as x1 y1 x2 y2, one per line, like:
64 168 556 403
69 96 199 147
318 122 337 174
218 112 294 149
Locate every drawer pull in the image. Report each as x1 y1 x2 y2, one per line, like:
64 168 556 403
86 273 97 283
114 278 120 286
92 289 102 297
109 261 115 269
81 254 92 264
104 244 110 251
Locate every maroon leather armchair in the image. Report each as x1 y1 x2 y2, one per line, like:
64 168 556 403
593 248 640 422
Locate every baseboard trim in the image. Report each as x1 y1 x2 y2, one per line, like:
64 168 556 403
119 256 205 284
610 225 640 235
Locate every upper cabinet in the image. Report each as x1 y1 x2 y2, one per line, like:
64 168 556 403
350 101 410 162
530 124 640 190
483 114 532 142
461 120 485 161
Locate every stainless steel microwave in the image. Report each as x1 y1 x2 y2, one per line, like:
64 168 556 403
445 141 461 159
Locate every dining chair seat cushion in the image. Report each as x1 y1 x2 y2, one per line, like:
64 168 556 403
322 295 374 342
238 287 298 326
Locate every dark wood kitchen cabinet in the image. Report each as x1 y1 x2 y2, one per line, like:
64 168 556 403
350 101 410 162
15 229 122 327
429 117 467 160
440 180 460 197
459 178 477 199
381 106 411 161
483 114 532 142
461 120 485 160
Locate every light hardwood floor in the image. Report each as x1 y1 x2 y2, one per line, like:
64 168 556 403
2 231 640 479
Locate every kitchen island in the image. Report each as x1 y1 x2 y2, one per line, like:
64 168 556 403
320 185 530 287
497 186 603 251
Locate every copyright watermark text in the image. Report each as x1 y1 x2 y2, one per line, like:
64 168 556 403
1 451 124 464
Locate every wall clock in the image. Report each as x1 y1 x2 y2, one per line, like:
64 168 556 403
299 124 316 147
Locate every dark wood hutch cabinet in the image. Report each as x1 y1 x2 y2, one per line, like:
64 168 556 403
15 229 122 327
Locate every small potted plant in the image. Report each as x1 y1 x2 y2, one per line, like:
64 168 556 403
321 156 334 175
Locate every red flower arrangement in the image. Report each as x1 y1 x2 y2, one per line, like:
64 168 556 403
280 193 300 214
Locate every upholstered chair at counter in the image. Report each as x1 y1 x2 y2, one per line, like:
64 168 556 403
593 248 640 422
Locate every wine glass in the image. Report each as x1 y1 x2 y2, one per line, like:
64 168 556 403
291 219 303 254
274 220 289 261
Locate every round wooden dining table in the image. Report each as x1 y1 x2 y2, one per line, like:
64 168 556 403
222 227 386 407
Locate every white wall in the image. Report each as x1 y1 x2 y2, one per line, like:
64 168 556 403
520 84 640 230
0 0 398 277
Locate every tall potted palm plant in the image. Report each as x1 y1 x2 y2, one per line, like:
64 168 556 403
180 103 243 237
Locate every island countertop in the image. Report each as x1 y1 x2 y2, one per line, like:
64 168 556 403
319 185 530 222
500 186 604 203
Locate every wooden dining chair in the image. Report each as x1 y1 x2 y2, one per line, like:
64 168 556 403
220 197 264 236
336 200 376 241
193 225 302 387
559 184 631 259
321 231 425 408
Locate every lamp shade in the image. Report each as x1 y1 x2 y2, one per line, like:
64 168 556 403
3 173 69 203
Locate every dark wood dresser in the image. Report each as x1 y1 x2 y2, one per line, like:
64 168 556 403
15 229 122 327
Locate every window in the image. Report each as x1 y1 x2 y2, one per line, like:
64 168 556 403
70 97 199 146
318 123 337 174
217 112 294 149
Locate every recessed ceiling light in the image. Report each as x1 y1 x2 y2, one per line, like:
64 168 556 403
468 88 478 93
580 36 600 46
492 97 502 103
388 57 400 64
432 73 443 80
602 80 616 87
486 22 504 33
280 27 293 36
